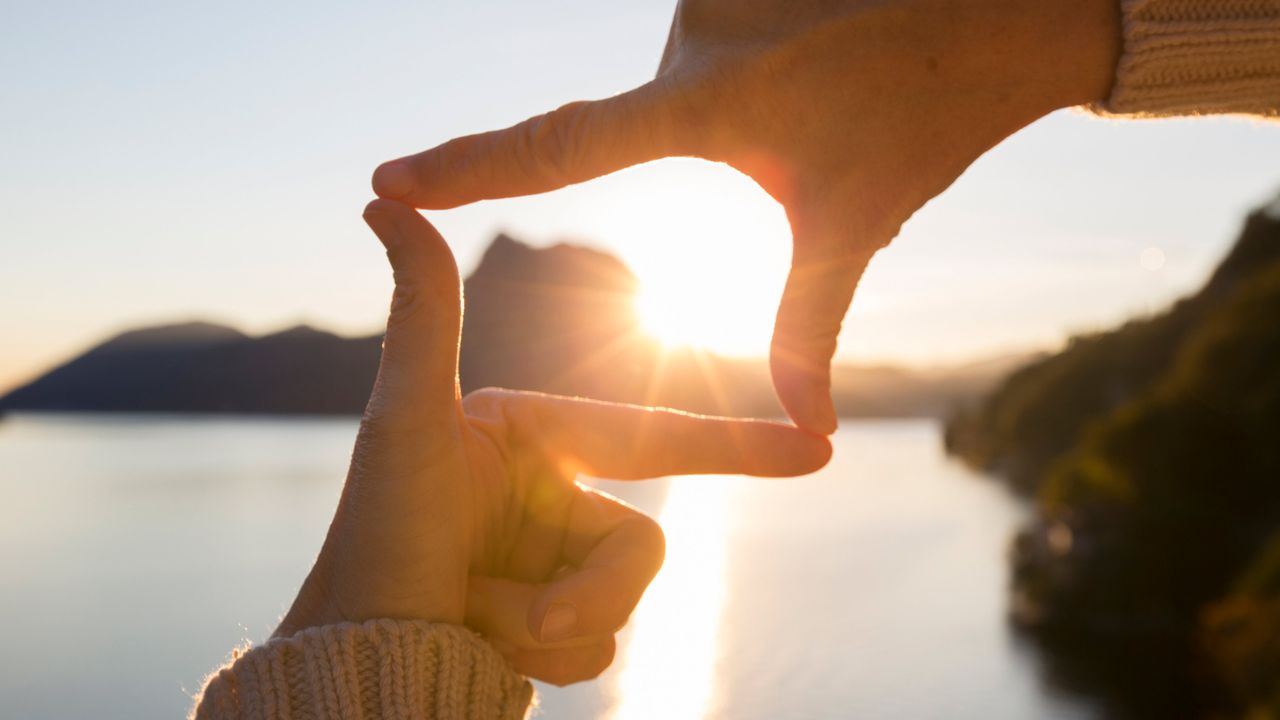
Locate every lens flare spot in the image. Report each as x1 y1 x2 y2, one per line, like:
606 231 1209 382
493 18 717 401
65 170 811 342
1139 246 1166 272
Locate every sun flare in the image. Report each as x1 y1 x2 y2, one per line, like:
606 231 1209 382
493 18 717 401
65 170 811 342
606 477 736 720
612 160 794 357
636 280 777 356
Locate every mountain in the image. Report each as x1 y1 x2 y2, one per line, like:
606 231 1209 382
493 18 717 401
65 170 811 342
945 198 1280 717
0 235 1017 417
0 322 382 414
458 233 656 404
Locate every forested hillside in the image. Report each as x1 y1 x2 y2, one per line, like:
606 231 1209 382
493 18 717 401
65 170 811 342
946 199 1280 717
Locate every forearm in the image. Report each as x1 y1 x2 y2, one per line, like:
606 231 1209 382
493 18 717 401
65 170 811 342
191 620 532 720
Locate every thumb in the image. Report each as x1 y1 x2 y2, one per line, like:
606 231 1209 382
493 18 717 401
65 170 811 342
361 198 463 427
466 577 617 686
372 79 697 209
770 208 878 436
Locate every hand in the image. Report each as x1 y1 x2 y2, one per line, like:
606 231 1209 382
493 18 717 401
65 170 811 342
275 199 831 685
370 0 1121 434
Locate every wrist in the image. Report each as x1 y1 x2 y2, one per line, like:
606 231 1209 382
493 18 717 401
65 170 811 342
1004 0 1122 113
876 0 1123 135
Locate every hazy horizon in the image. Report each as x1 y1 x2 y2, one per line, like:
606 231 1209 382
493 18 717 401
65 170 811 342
0 300 1043 400
4 0 1280 393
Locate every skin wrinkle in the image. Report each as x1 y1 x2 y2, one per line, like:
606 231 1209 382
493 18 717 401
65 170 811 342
463 425 518 573
519 109 578 191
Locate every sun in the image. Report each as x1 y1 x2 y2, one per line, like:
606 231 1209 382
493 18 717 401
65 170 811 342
636 279 775 356
602 159 794 357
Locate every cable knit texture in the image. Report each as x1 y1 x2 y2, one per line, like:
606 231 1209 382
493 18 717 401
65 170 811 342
190 620 533 720
1098 0 1280 116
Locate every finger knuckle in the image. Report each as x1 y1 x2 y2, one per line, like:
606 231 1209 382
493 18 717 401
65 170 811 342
461 386 511 413
518 104 586 184
384 282 426 328
492 392 533 439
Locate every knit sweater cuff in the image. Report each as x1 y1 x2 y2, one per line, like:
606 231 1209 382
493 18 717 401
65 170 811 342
190 620 533 720
1095 0 1280 117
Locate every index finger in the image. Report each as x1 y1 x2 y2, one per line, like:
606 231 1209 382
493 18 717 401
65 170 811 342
467 388 832 480
373 80 693 210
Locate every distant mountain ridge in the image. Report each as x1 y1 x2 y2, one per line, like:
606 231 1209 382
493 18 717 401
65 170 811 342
98 321 248 349
0 322 381 414
1 235 1021 418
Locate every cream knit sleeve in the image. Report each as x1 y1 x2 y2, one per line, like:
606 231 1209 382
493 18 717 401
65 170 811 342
190 620 533 720
1097 0 1280 116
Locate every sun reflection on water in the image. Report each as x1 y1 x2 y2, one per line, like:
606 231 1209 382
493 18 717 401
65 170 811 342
607 476 735 720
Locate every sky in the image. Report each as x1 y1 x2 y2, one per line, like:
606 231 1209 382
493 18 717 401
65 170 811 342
3 0 1280 393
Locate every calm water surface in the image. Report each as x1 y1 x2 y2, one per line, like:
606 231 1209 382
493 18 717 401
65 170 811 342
0 415 1097 719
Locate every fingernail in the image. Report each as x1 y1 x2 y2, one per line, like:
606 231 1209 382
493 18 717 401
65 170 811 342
373 161 414 199
539 602 578 643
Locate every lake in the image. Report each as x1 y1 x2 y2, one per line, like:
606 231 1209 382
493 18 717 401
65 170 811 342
0 415 1098 719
